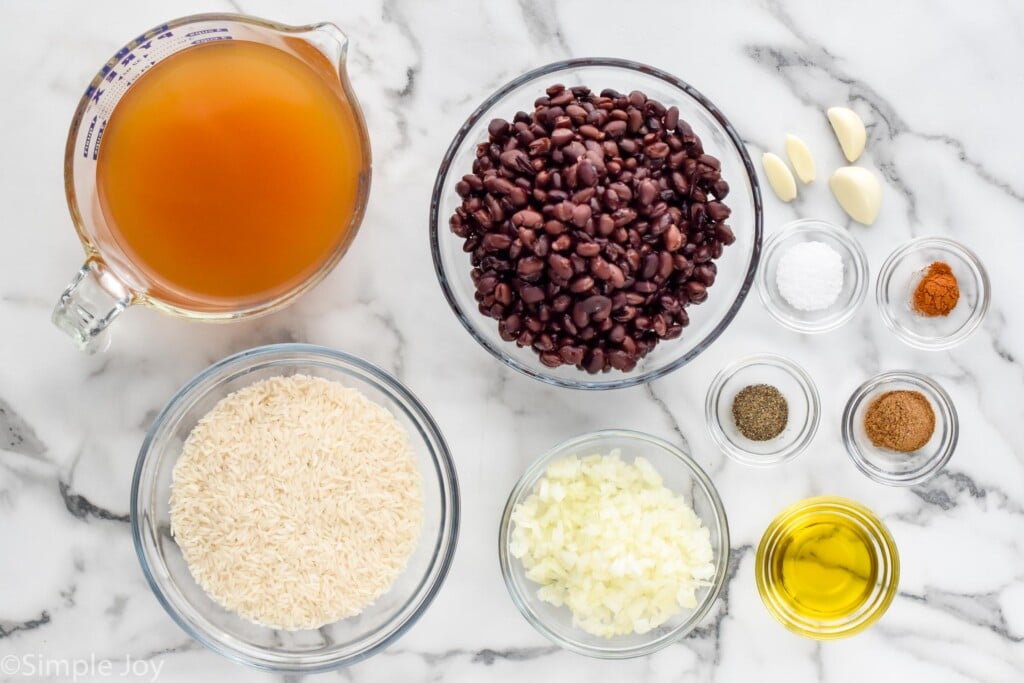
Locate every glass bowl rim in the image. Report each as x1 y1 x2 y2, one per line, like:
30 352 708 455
429 57 764 390
704 352 822 467
841 369 958 487
754 495 900 640
874 236 991 350
129 343 461 672
756 219 870 334
497 428 731 658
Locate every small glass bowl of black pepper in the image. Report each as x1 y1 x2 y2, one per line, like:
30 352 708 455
876 237 990 351
430 58 763 390
757 219 869 334
842 370 958 486
705 353 821 466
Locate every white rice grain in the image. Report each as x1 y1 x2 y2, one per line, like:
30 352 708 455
170 374 424 631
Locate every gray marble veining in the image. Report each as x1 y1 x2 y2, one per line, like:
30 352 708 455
1 1 1022 681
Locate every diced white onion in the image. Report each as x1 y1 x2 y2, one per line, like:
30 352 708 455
510 451 715 638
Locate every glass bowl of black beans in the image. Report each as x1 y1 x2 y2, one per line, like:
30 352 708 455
431 58 763 389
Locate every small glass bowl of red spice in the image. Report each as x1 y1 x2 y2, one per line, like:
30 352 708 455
705 353 821 466
842 371 958 486
876 237 990 350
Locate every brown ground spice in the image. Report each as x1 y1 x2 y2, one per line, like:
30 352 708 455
863 390 936 452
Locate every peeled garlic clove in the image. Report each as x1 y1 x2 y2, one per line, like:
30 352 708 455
827 107 867 162
762 152 797 202
784 134 816 184
829 166 881 225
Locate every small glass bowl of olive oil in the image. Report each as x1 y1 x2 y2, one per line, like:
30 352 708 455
755 496 899 639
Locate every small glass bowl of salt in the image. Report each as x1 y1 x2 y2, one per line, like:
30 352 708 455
757 219 869 333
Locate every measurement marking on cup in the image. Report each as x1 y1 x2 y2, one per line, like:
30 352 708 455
185 28 229 38
82 116 96 158
92 119 107 160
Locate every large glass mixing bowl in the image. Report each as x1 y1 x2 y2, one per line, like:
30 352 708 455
430 58 762 389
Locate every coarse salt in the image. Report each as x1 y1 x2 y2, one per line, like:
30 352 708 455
776 241 844 311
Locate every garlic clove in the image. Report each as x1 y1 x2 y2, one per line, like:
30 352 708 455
784 134 816 184
829 166 881 225
762 152 797 202
827 107 867 162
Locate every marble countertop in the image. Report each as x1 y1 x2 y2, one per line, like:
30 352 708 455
2 1 1022 681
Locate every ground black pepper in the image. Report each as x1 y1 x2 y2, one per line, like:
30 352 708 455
732 384 788 441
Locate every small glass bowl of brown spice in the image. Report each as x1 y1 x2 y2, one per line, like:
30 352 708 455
705 354 820 466
842 371 958 486
876 237 990 350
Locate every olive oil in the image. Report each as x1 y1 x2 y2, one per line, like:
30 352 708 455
756 497 899 639
773 512 877 619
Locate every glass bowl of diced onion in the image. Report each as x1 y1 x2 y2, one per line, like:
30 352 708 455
498 429 730 658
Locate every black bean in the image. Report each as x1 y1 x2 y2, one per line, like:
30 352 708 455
715 223 736 245
591 257 613 280
658 251 675 280
565 104 587 123
579 294 613 321
664 224 683 252
495 283 514 306
645 142 670 159
482 233 512 251
641 253 659 280
551 128 574 147
547 254 574 280
512 209 543 228
706 201 731 221
551 234 572 251
585 348 606 374
612 208 637 228
517 256 545 281
604 119 627 138
637 179 658 206
570 203 592 228
577 160 598 187
607 263 626 289
686 280 707 302
544 219 566 235
664 106 679 131
694 264 717 287
559 345 585 365
528 137 552 156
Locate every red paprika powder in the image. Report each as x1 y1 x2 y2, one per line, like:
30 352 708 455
913 261 959 317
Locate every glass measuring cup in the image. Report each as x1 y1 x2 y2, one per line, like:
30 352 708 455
52 14 371 353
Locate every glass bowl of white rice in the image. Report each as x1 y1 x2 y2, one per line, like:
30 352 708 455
131 344 460 672
498 429 730 658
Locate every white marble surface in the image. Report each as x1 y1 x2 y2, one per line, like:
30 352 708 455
2 1 1023 681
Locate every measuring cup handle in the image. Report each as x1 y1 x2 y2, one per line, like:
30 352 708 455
52 259 133 353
